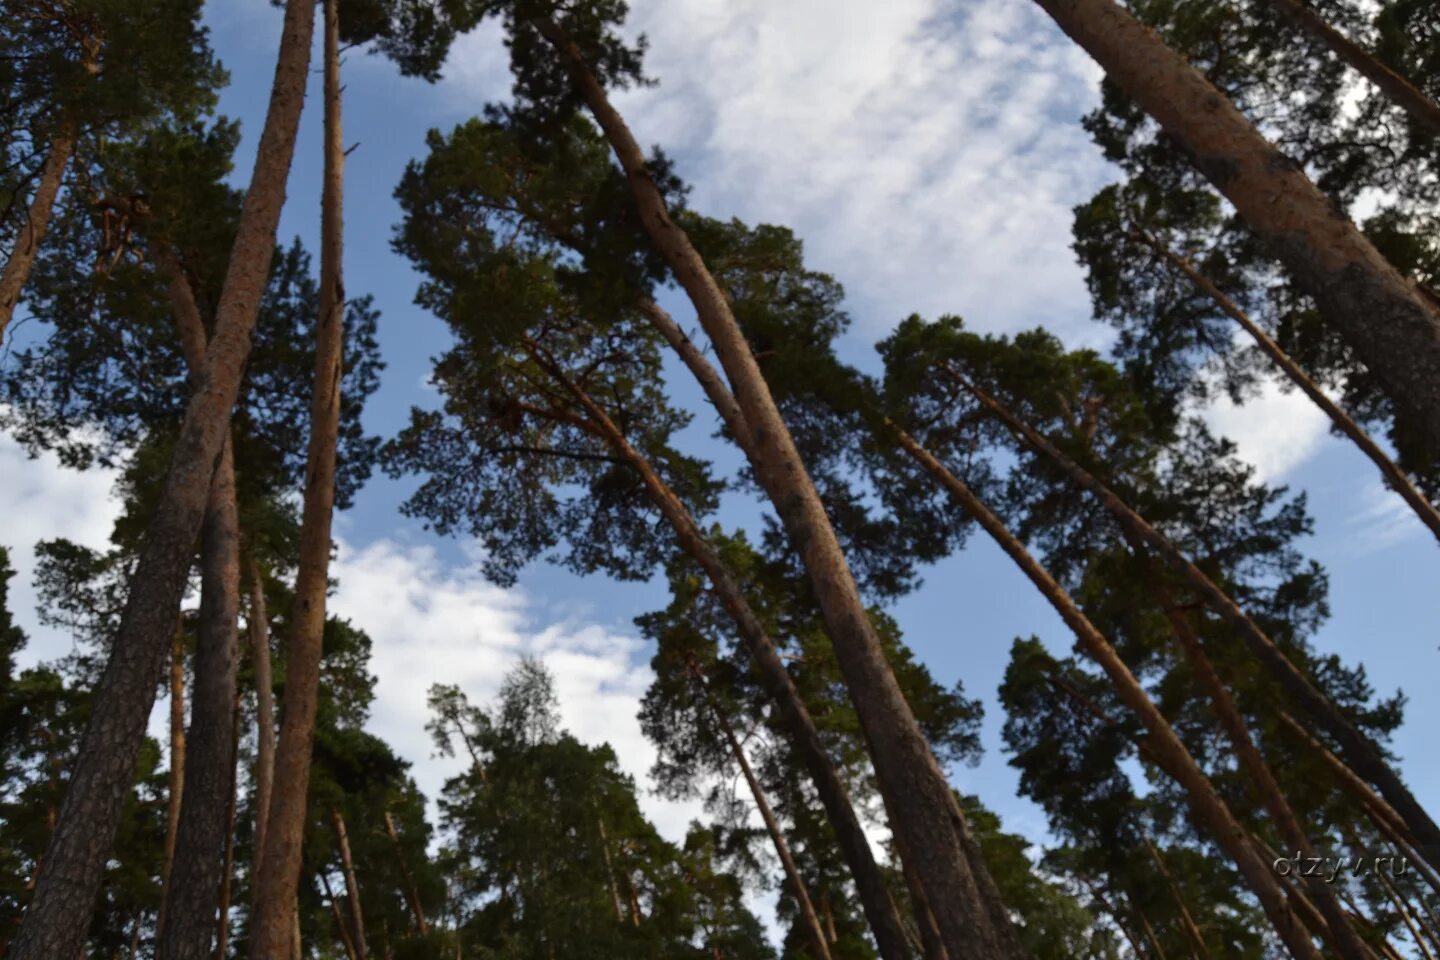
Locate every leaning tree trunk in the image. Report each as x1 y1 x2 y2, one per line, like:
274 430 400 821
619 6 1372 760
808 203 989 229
890 426 1324 960
1142 235 1440 543
960 375 1440 864
384 811 429 937
157 264 244 960
696 666 834 960
524 340 915 959
0 120 74 339
332 810 368 960
249 0 346 951
1031 0 1440 460
528 29 1019 956
5 0 316 951
1265 0 1440 136
246 551 276 862
1144 572 1374 960
163 624 187 894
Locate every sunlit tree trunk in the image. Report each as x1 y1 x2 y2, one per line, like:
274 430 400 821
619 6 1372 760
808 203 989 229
249 0 346 951
6 0 316 950
891 426 1322 960
1030 0 1440 460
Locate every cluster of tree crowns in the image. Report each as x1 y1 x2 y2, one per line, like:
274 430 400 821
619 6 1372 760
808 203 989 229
1 0 1438 958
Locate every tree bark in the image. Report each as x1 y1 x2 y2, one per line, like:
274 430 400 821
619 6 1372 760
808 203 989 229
247 551 276 864
890 425 1323 960
521 34 1017 948
960 373 1440 863
164 623 187 893
332 810 368 960
214 690 242 960
249 0 345 950
1142 234 1440 544
522 339 915 959
695 665 833 960
6 0 315 950
383 811 429 937
158 262 245 960
0 119 74 340
1265 0 1440 136
321 870 360 960
1031 0 1440 459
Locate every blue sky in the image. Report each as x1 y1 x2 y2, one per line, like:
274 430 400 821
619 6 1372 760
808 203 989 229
4 0 1437 905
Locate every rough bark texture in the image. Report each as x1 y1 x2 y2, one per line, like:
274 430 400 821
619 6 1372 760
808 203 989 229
1266 0 1440 136
246 551 276 863
5 0 315 951
332 810 368 960
892 427 1323 960
157 261 244 960
531 29 1018 954
964 376 1440 862
525 341 914 959
1032 0 1440 459
214 691 242 960
248 0 345 950
0 120 74 339
700 667 833 960
1146 236 1440 543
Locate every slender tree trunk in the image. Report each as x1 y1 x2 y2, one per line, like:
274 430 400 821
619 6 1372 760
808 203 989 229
890 426 1323 960
892 828 950 960
696 665 833 960
1265 0 1440 136
1134 901 1170 960
6 0 316 950
331 810 368 960
214 690 242 960
1083 880 1147 960
321 871 359 960
1141 835 1211 960
522 339 915 959
1140 562 1374 960
531 22 1017 957
1030 0 1440 459
1142 235 1440 543
246 551 276 863
158 265 245 960
164 624 187 890
959 374 1440 862
596 815 625 924
249 1 346 950
383 812 429 937
0 120 74 339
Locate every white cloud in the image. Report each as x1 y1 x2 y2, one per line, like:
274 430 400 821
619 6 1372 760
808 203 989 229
329 536 705 842
1202 376 1331 484
1344 478 1425 557
0 430 123 668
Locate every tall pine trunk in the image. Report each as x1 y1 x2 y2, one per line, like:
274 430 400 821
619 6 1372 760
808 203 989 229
525 341 914 959
249 0 346 950
527 30 1019 953
1265 0 1440 136
332 810 368 960
960 375 1440 863
0 120 74 339
697 665 833 960
246 551 276 861
214 690 242 960
157 260 244 960
1030 0 1440 460
6 0 316 950
383 812 429 937
163 624 187 893
891 426 1324 960
1142 234 1440 543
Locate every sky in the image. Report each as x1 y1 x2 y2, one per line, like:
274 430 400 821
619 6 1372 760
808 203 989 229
4 0 1439 925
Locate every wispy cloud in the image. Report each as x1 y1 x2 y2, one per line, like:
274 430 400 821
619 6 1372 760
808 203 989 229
1344 478 1425 557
